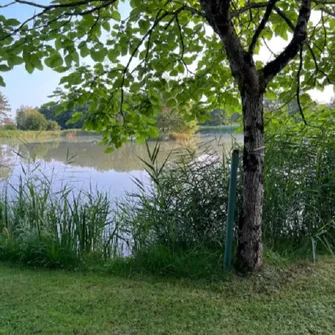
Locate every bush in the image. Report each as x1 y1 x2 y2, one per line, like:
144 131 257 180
3 123 17 130
16 106 48 131
46 120 61 131
156 107 198 137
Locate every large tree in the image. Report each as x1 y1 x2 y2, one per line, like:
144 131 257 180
1 0 335 273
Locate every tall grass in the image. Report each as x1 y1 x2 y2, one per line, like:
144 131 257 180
109 141 241 277
111 130 335 275
0 174 121 268
264 122 335 259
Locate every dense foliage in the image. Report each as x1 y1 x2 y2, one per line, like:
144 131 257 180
0 1 332 145
39 104 87 129
156 107 198 138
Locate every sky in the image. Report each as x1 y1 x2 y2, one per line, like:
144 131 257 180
0 1 333 119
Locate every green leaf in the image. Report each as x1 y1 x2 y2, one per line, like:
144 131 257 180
104 147 114 154
112 11 121 21
166 98 177 107
6 18 20 26
0 76 6 87
79 42 90 57
130 82 141 91
107 49 118 63
139 20 150 32
102 21 111 32
0 64 11 72
45 52 63 68
7 55 23 67
91 49 106 62
67 112 83 125
25 62 34 74
30 54 43 71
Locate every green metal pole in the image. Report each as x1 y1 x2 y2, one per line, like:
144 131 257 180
224 149 239 271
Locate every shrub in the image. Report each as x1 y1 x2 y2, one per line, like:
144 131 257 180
3 123 17 130
16 106 48 131
46 120 61 131
156 107 198 137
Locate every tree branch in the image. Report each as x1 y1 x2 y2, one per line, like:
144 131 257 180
13 0 113 10
1 0 116 41
231 2 269 17
260 0 312 86
248 0 278 54
200 0 249 87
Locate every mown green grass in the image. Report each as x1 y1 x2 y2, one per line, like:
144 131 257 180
0 258 334 335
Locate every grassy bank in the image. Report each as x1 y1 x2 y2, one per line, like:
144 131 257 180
197 124 240 135
0 258 334 334
0 129 94 140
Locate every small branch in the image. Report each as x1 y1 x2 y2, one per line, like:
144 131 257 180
262 37 276 57
1 0 116 41
249 0 278 54
231 2 269 17
0 1 15 8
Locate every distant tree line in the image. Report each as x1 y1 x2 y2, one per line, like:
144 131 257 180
39 104 87 129
201 109 241 127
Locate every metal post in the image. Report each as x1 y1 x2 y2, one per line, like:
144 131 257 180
224 149 239 271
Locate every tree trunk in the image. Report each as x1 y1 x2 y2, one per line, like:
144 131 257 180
236 87 265 274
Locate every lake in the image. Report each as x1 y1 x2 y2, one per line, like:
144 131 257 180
0 134 242 199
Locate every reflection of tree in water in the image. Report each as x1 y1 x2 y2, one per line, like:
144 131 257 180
0 145 16 180
15 136 239 172
18 141 61 161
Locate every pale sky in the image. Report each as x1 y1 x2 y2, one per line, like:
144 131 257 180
0 2 333 118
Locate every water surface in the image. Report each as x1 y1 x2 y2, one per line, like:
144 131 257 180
0 135 242 198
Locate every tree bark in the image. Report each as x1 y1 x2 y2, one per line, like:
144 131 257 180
236 86 265 274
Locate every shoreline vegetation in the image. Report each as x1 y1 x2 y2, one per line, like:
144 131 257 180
0 129 94 140
0 125 241 142
0 120 334 277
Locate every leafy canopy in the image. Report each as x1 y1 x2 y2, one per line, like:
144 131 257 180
1 1 335 147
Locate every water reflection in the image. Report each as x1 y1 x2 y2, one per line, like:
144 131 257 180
0 135 242 198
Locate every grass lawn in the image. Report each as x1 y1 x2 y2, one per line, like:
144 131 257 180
0 259 334 335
